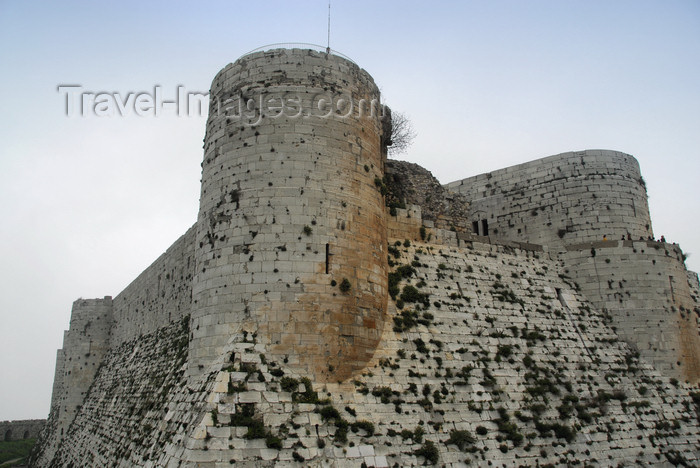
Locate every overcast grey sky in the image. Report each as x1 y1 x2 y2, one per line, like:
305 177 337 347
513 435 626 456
1 0 698 420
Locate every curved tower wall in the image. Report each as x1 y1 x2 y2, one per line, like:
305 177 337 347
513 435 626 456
445 150 653 249
561 241 700 382
189 49 388 381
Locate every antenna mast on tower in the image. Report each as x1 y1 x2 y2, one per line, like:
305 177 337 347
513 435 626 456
326 1 331 53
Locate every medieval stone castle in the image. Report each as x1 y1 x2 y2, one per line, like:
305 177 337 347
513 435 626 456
31 48 700 466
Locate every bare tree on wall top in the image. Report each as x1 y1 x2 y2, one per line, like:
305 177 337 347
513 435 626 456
386 110 416 156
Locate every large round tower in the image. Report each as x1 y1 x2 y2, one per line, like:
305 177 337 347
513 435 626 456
189 48 389 381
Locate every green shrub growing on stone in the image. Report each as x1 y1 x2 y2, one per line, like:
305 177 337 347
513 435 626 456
244 420 267 439
280 377 299 392
228 381 247 394
395 264 416 278
414 440 439 464
339 278 351 293
496 408 524 446
414 338 429 354
497 344 513 359
334 419 349 443
230 403 255 427
393 309 419 332
388 272 401 299
388 245 401 258
319 406 341 421
535 421 576 442
265 434 282 449
388 264 417 301
400 285 429 306
371 386 395 404
351 420 375 436
293 377 320 403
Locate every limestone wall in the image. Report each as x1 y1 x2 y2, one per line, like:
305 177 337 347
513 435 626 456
689 269 700 305
0 419 44 441
562 240 700 382
189 48 389 382
384 160 471 233
33 220 195 464
445 150 652 249
30 317 201 467
35 234 700 467
110 225 196 345
32 48 700 466
387 205 423 243
39 297 113 463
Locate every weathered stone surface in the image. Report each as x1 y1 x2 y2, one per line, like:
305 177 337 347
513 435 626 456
445 150 652 248
190 48 389 383
385 159 470 232
31 48 700 467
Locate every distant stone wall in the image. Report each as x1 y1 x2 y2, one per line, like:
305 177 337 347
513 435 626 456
445 150 652 248
689 270 700 305
111 225 196 345
1 419 44 441
30 317 200 467
33 227 196 463
562 240 700 382
41 297 113 462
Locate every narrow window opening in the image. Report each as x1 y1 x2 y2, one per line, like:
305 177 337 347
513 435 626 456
325 243 330 274
472 221 479 235
481 219 489 236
